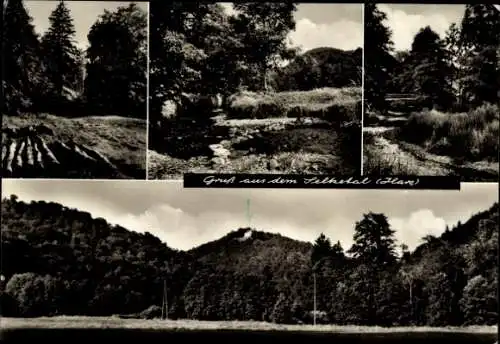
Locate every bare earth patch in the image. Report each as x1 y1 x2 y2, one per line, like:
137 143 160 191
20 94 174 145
1 317 497 334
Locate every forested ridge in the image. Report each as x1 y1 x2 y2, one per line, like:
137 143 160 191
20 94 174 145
1 195 498 327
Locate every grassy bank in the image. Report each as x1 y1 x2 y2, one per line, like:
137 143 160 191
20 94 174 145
227 87 361 123
2 317 498 334
2 113 147 178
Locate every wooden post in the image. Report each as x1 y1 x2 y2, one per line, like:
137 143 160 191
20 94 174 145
161 280 165 320
313 272 316 326
164 279 168 320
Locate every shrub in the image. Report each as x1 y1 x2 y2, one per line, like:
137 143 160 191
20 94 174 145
398 103 499 161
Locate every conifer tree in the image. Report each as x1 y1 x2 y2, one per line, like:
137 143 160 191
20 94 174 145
2 0 43 114
41 0 80 99
364 3 394 114
459 5 500 107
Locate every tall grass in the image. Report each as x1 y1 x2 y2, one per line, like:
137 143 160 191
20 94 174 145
226 87 361 124
363 132 416 175
398 103 499 161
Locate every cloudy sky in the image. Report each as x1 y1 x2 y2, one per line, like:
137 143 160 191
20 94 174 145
376 4 466 52
2 180 497 253
25 1 149 50
221 3 363 52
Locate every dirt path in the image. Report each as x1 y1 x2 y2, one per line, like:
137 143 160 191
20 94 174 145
365 134 499 181
365 135 452 175
363 127 395 135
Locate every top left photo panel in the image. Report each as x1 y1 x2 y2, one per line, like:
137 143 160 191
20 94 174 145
2 0 148 179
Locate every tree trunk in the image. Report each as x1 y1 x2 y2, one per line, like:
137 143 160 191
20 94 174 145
264 70 268 93
408 279 413 323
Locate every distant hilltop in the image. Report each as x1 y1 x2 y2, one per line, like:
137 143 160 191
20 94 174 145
271 47 362 91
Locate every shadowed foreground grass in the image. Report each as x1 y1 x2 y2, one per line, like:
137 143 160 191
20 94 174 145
2 317 498 334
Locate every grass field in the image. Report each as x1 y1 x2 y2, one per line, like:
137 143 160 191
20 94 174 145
149 88 361 179
2 114 147 179
363 103 499 181
2 317 498 334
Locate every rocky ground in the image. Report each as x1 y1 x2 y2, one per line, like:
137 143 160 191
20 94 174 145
148 114 357 179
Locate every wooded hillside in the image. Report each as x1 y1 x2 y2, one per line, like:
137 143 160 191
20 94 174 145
1 196 497 326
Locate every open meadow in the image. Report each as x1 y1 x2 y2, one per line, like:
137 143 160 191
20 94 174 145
2 317 497 344
1 316 498 333
1 114 147 179
149 87 362 179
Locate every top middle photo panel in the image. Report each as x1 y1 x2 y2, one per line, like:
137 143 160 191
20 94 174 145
148 2 363 179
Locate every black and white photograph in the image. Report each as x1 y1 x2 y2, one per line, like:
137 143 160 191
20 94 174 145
148 3 362 179
1 180 498 343
2 0 148 179
363 4 499 181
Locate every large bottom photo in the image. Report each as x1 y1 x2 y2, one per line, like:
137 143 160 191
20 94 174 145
0 180 498 343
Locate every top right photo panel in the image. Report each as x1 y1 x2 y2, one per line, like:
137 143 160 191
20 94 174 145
363 4 499 182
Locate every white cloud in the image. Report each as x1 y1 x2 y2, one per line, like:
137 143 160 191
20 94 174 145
389 209 447 251
289 17 362 52
114 203 322 251
111 201 363 253
378 4 453 52
220 3 361 52
117 205 446 254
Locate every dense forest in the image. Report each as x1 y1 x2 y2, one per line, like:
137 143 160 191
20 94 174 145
2 0 147 118
365 4 499 113
1 195 497 327
149 2 362 129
